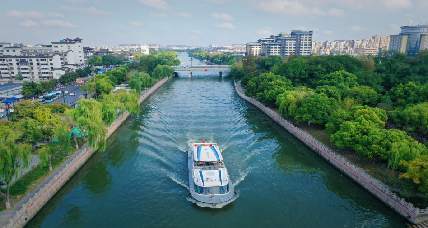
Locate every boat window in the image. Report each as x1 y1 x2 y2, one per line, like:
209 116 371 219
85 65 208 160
194 185 229 194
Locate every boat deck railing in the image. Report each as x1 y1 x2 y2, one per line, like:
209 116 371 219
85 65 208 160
193 163 222 170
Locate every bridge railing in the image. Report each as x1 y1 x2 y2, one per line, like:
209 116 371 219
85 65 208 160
173 65 230 69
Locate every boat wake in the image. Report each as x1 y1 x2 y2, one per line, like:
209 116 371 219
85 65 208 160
233 168 251 187
167 174 189 190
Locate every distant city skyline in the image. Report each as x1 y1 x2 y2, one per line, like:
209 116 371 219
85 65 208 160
1 0 428 46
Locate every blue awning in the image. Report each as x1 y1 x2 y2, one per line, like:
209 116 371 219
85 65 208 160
1 100 13 104
197 146 202 161
210 146 220 161
199 171 204 186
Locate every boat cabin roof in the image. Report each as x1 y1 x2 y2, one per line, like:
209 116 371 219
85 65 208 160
193 169 229 187
192 144 223 162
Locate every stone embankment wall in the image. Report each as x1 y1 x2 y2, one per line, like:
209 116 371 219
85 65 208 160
234 81 428 224
1 77 170 228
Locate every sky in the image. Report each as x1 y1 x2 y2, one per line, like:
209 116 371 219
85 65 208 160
1 0 428 47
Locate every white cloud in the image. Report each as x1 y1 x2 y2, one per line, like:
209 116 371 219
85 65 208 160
64 0 86 3
324 30 334 34
149 13 168 17
193 30 202 34
127 21 143 27
406 14 414 17
20 19 39 27
256 27 272 36
207 0 232 3
61 6 79 12
348 25 366 32
139 0 169 10
85 7 109 15
61 6 108 15
333 0 413 11
215 22 235 29
256 0 326 18
389 23 401 33
6 10 44 18
42 20 76 28
178 13 193 18
191 36 196 39
211 12 234 21
47 13 64 18
328 8 346 18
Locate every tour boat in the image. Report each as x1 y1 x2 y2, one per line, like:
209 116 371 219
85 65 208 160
188 140 235 208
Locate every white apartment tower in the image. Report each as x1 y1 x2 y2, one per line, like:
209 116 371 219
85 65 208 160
246 30 313 57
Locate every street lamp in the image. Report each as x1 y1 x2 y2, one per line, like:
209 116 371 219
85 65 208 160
62 90 68 104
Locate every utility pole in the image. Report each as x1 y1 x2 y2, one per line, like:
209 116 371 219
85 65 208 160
93 64 96 99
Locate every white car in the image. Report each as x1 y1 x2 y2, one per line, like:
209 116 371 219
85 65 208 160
69 93 76 96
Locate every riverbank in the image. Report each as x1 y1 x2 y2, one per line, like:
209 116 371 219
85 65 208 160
0 77 170 228
234 80 428 225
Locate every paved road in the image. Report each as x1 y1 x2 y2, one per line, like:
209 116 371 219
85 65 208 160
52 83 86 107
53 76 92 107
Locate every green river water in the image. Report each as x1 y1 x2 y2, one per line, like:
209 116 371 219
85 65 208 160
26 53 407 228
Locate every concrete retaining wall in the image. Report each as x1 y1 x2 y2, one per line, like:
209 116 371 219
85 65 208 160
234 81 428 224
0 77 170 228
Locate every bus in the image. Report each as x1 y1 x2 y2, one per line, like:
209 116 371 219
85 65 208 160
43 92 57 103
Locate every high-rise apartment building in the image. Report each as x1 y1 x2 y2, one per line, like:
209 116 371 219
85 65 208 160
246 30 313 57
390 25 428 56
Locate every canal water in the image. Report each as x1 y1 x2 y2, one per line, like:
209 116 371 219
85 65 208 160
26 53 406 228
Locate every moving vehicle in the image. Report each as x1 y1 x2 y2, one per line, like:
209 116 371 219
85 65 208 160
43 92 58 103
188 139 235 208
69 93 76 96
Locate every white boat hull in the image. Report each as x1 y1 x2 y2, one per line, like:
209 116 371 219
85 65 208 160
188 148 235 208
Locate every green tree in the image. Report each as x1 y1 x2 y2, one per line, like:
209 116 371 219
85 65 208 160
276 88 313 117
38 120 71 171
21 82 43 98
295 93 339 125
345 85 380 106
152 65 174 79
89 56 103 66
400 155 428 194
398 102 428 133
317 70 359 88
241 54 258 87
15 74 24 80
246 73 292 105
80 82 96 97
0 131 32 209
9 100 42 121
67 99 107 151
275 58 310 86
259 55 283 72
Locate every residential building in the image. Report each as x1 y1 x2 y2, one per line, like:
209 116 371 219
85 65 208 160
246 30 313 57
312 35 390 56
246 42 261 56
0 38 85 81
390 25 428 56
